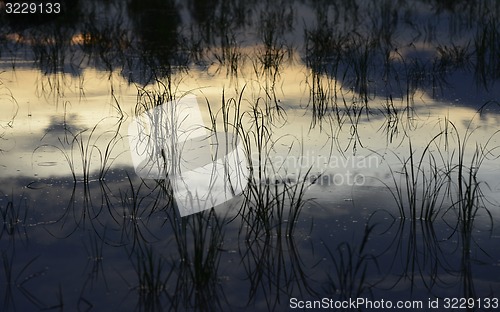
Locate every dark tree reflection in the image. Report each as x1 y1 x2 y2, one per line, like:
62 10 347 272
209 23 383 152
127 0 187 83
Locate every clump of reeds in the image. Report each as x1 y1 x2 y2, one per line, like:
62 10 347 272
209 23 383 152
133 247 169 295
128 246 172 311
235 102 313 240
164 208 226 311
203 88 313 238
255 6 293 78
34 117 124 183
380 104 499 226
211 33 243 79
474 17 500 88
442 115 498 229
381 133 450 221
323 222 378 301
303 11 352 129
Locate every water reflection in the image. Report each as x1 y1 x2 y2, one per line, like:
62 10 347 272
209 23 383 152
1 170 499 310
127 0 188 84
1 0 499 102
1 0 500 311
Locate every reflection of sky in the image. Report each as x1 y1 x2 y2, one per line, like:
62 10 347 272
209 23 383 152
2 169 499 310
1 103 499 308
1 63 500 207
1 2 500 308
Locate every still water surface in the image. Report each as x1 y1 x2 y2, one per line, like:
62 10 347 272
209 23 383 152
1 1 500 311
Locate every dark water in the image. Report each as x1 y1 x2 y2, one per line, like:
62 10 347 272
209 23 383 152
1 1 500 311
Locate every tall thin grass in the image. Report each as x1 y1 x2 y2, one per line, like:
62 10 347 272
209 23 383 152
378 105 500 225
164 208 227 311
323 222 379 302
380 133 449 221
197 89 319 309
474 17 500 89
201 87 313 238
442 115 498 229
129 246 173 311
34 117 124 183
235 99 313 239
